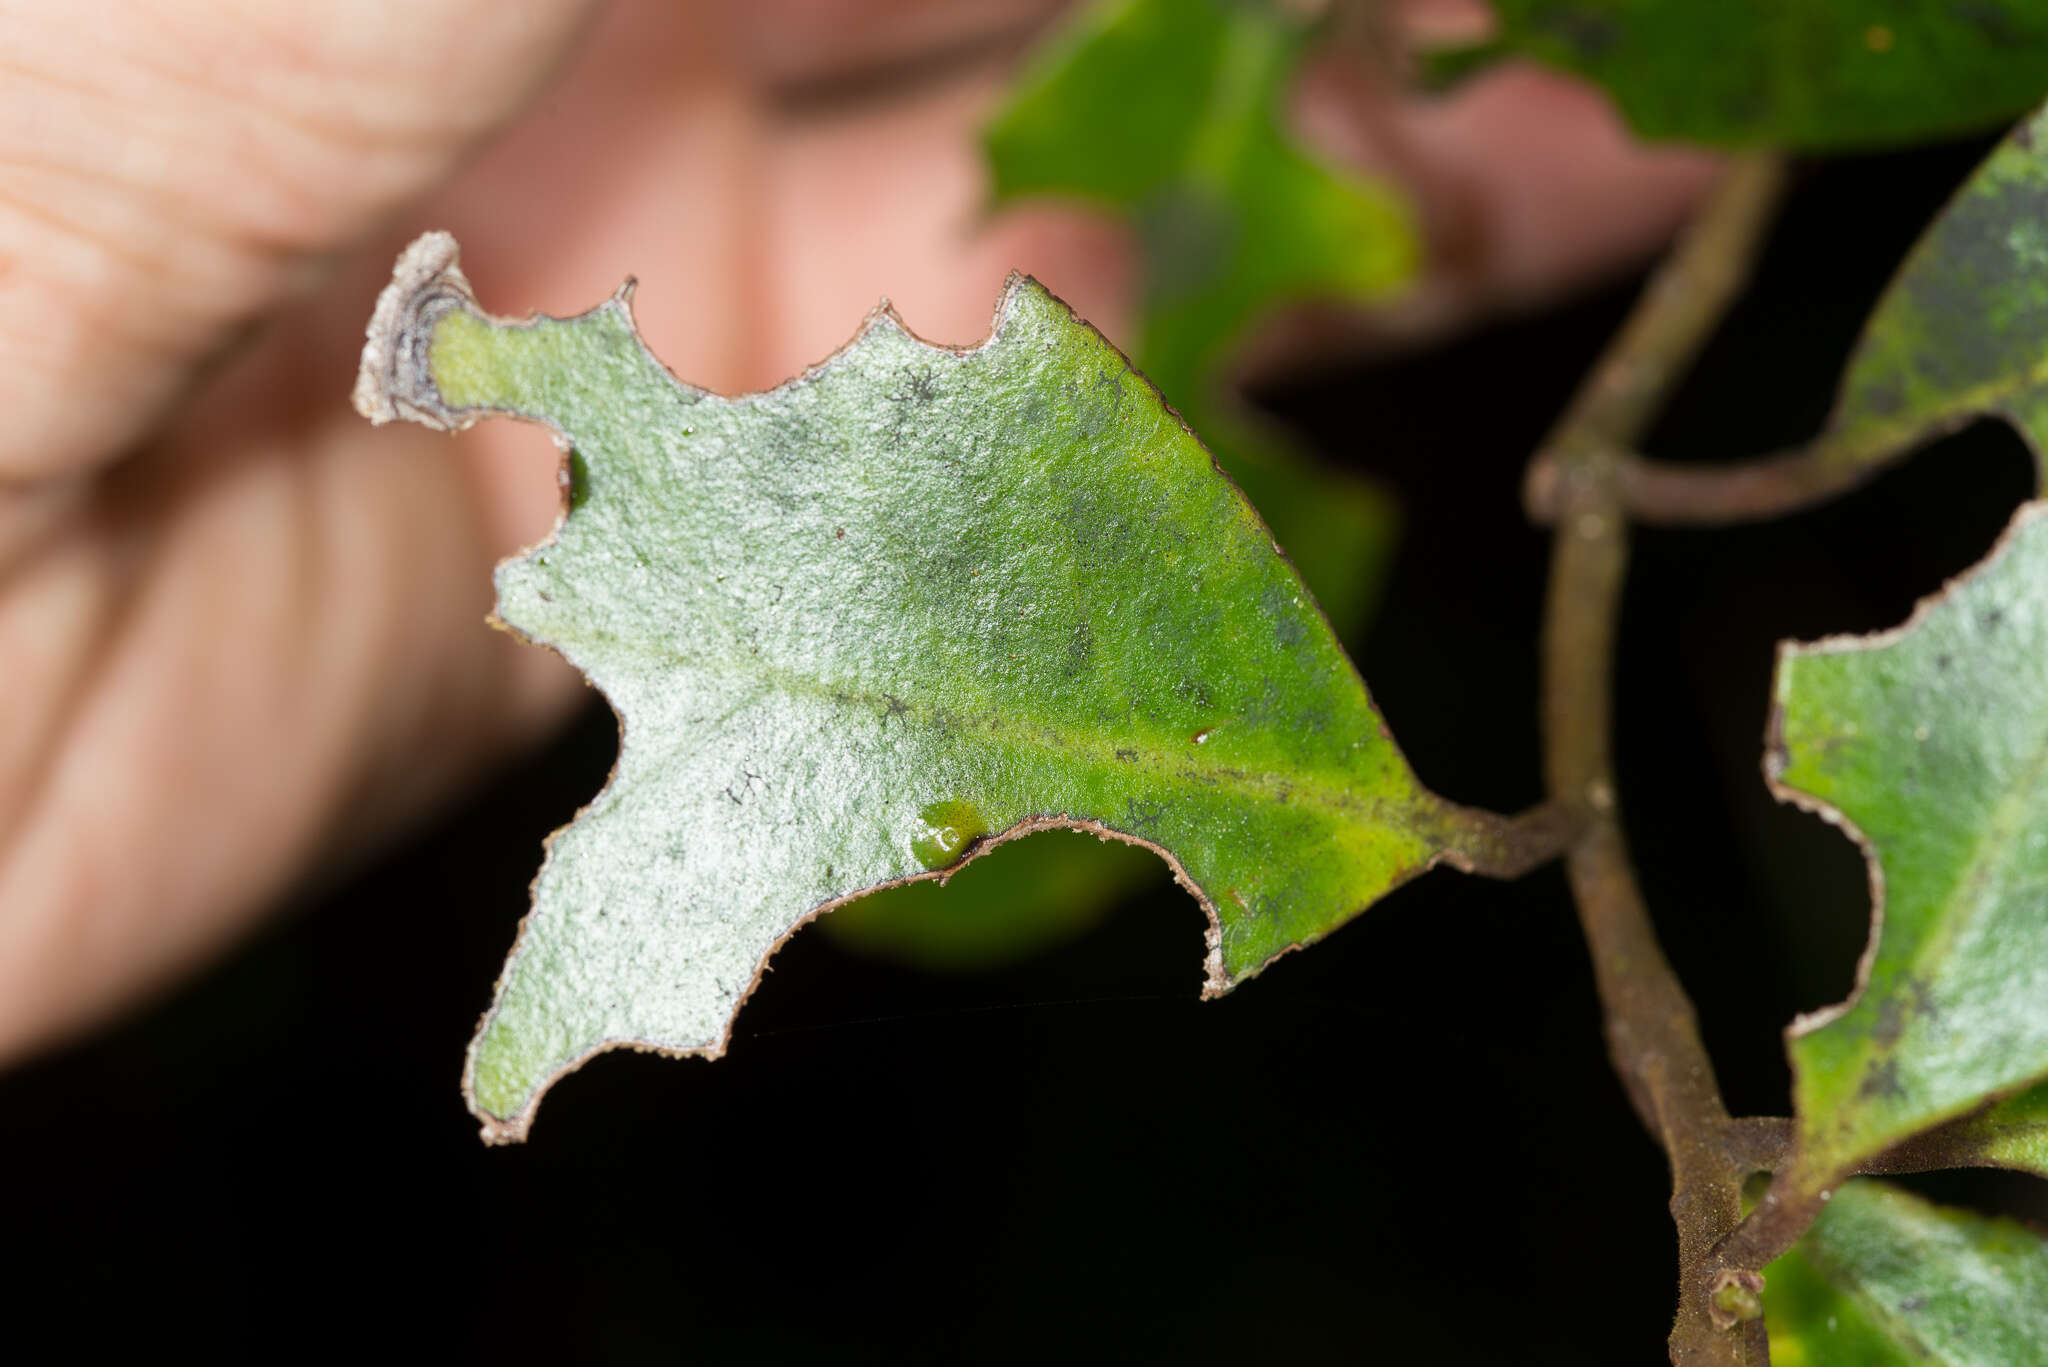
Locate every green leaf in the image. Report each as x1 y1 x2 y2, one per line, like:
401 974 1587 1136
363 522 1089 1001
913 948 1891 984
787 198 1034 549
1763 1180 2048 1365
1957 1082 2048 1172
1823 100 2048 487
822 827 1163 970
1882 1084 2048 1179
1945 1085 2048 1175
984 0 1415 398
984 0 1410 635
881 0 1410 974
1447 2 2048 151
1770 499 2048 1182
354 234 1507 1141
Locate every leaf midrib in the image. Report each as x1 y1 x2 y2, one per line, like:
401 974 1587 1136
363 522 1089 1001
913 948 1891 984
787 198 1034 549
558 615 1406 838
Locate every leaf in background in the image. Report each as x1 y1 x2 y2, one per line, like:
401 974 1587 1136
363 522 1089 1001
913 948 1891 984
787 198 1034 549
982 0 1413 636
1762 1180 2048 1365
354 234 1511 1141
1438 2 2048 151
1822 99 2048 487
825 827 1164 970
1769 499 2048 1183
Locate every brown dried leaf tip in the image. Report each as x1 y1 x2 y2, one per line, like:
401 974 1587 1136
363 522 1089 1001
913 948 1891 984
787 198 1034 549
353 230 480 432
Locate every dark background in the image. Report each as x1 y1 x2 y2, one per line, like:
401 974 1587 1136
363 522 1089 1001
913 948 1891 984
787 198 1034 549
8 141 2047 1362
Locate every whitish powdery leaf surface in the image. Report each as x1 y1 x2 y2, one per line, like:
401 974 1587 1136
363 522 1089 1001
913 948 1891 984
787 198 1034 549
355 234 1509 1141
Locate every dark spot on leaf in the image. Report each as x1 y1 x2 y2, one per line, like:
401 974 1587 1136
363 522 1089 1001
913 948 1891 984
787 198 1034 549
1115 748 1138 762
1063 487 1130 560
1018 392 1051 433
1952 0 2020 42
1065 618 1095 675
1873 995 1908 1047
1857 376 1906 417
1124 797 1165 836
1261 581 1306 650
1858 1058 1906 1100
1907 978 1943 1026
722 769 766 806
1536 8 1619 57
892 367 939 408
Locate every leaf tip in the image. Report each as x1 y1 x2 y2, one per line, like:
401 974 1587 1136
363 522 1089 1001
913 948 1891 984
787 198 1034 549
475 1110 533 1147
354 229 481 432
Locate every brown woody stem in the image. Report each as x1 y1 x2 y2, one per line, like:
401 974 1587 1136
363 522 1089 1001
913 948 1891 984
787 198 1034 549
1721 1116 1795 1174
1432 798 1583 880
1601 447 1874 524
1527 440 1883 526
1536 156 1789 1367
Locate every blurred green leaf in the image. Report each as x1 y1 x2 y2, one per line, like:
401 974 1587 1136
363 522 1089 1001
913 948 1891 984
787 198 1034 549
827 828 1165 970
357 235 1499 1140
1446 1 2048 150
1818 100 2048 489
1770 499 2048 1182
984 0 1411 634
1763 1180 2048 1365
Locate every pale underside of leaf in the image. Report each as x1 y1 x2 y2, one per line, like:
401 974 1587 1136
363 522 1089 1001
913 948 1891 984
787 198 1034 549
1768 499 2048 1184
355 233 1496 1142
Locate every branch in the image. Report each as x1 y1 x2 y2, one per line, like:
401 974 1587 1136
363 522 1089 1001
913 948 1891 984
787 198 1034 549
1528 441 1882 527
1721 1116 1794 1174
1535 156 1788 1367
1432 798 1583 880
1708 1099 2047 1276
